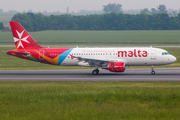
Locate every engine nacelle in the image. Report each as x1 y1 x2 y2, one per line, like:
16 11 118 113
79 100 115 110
109 62 125 72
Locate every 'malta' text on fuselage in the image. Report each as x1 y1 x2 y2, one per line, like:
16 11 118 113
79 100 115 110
118 49 148 57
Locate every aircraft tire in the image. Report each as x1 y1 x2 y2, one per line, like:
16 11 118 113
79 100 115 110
92 69 99 75
96 69 99 74
151 71 155 75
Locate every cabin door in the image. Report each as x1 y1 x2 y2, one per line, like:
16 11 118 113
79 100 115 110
151 49 156 60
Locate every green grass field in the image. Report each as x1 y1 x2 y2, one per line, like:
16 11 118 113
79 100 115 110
0 81 180 120
0 47 179 70
0 30 180 45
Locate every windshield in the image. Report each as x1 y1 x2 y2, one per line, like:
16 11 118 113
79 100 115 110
162 52 170 55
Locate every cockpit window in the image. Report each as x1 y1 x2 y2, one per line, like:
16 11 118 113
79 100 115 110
162 52 170 55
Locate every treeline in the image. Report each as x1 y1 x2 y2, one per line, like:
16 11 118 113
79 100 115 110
11 12 180 31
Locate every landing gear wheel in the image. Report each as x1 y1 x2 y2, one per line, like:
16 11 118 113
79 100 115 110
92 69 99 75
151 71 155 75
96 69 99 74
151 65 155 75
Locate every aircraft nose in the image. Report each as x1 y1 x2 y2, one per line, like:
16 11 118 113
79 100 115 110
171 55 177 63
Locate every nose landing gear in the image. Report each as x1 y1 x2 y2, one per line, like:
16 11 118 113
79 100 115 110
151 66 155 75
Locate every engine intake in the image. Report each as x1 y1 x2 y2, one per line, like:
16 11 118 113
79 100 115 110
109 62 125 72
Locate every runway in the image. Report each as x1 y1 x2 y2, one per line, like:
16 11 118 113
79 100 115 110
0 68 180 81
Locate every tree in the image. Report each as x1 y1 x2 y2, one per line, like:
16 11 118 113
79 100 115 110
0 22 3 30
172 11 178 17
136 14 149 30
28 9 33 13
157 5 167 14
11 13 34 31
103 3 123 14
151 8 158 14
11 12 180 31
140 8 150 15
157 14 171 29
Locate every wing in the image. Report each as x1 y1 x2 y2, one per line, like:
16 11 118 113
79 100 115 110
75 56 110 67
76 56 109 62
70 55 128 67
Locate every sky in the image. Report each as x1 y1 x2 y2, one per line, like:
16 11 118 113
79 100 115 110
0 0 180 12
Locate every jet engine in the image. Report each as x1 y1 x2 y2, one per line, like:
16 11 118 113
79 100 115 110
108 62 125 72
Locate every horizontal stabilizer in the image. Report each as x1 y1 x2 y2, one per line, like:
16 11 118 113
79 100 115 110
11 51 30 56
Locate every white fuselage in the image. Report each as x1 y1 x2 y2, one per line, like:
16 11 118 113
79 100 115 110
60 47 176 67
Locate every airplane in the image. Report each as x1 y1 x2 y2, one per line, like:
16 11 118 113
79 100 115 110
7 21 177 75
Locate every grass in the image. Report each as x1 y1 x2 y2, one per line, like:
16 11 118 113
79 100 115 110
0 47 180 70
0 30 180 45
0 81 180 120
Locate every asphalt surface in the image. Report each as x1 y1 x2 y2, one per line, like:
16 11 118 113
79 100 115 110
0 68 180 81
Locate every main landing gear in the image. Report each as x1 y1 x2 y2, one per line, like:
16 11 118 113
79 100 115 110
92 65 100 75
151 65 155 75
92 69 99 75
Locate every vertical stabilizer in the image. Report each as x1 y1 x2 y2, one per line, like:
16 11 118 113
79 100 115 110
10 21 42 49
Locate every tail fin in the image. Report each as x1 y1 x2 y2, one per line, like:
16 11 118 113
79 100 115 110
10 21 42 49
